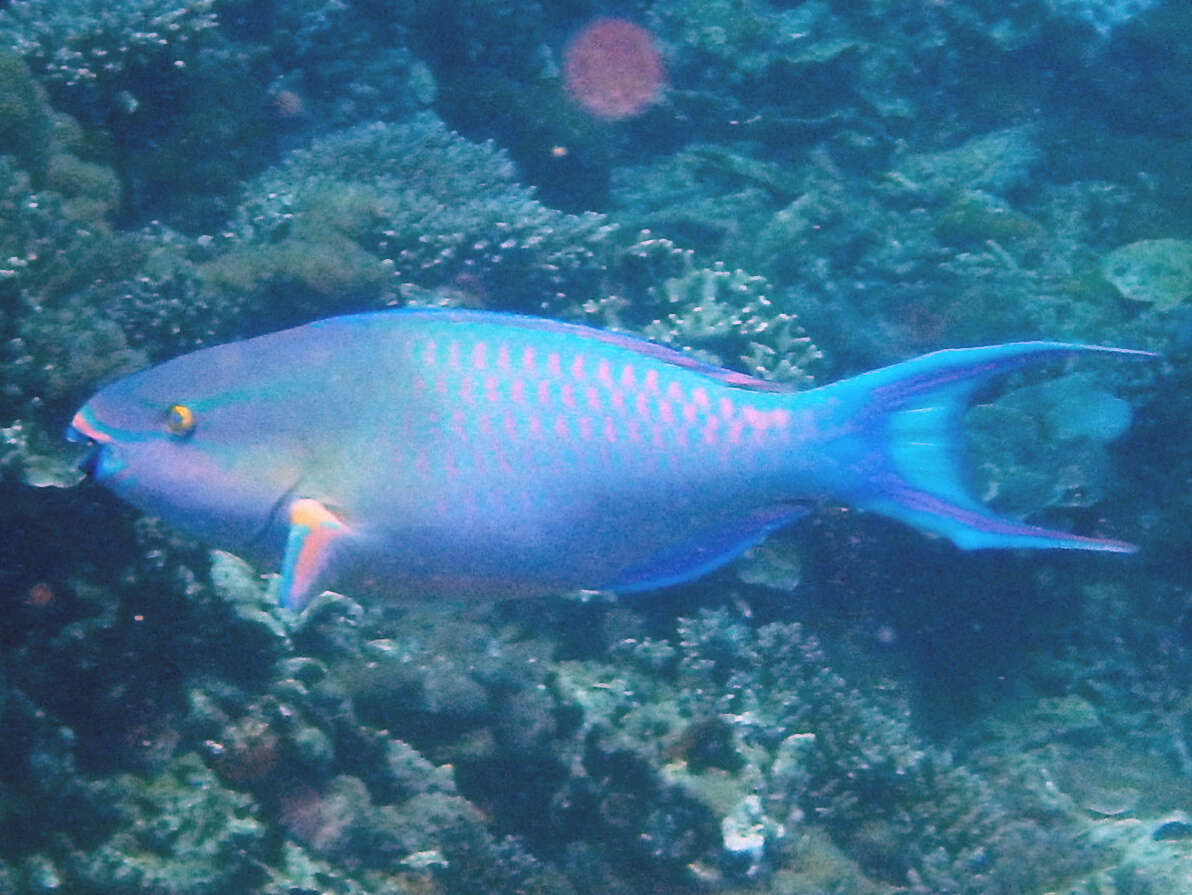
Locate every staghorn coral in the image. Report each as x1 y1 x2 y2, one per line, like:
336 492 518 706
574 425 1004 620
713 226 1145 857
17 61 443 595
0 0 219 108
209 114 617 319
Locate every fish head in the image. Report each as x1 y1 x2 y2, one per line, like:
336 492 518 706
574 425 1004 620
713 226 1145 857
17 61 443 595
67 337 318 553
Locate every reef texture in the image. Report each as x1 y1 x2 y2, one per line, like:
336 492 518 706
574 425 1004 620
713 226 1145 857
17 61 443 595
1 0 1190 893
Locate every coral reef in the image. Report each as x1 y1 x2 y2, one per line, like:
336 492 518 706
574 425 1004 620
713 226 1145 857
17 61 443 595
0 0 1186 893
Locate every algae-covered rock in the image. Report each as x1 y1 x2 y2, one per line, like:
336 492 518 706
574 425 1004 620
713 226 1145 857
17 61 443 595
1102 238 1192 310
68 754 264 894
890 127 1042 196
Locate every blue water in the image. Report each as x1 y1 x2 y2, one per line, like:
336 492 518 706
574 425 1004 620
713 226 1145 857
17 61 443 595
0 1 1189 892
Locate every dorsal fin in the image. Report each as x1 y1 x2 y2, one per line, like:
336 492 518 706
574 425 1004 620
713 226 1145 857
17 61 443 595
320 307 798 393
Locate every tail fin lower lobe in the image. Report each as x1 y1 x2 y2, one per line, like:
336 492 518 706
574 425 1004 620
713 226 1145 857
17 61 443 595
819 341 1153 553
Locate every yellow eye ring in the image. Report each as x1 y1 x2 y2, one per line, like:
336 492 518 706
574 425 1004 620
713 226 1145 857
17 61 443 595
165 403 196 437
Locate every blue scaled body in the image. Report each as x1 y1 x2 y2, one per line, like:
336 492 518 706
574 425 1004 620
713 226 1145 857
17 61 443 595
67 309 1149 610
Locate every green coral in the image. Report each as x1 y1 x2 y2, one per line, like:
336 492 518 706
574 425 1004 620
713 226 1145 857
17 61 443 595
0 49 52 180
214 115 617 316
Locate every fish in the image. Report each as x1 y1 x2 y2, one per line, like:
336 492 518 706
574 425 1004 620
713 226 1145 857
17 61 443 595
66 308 1152 611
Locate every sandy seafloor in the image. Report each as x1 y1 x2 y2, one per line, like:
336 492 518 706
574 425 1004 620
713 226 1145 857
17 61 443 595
1 0 1191 892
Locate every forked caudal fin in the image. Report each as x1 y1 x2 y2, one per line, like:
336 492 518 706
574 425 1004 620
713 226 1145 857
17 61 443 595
823 341 1155 553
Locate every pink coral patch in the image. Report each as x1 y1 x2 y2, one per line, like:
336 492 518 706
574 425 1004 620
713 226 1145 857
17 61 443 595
563 18 664 120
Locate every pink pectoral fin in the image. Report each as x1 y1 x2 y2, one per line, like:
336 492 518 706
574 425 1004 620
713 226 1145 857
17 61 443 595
276 498 354 611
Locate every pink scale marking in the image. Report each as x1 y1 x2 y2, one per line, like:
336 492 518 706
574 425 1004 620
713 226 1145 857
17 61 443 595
484 376 499 404
578 416 592 440
522 345 535 373
666 381 683 402
682 402 697 423
659 400 674 425
620 364 635 389
537 380 550 406
610 390 626 413
496 344 511 371
692 387 710 410
635 391 650 419
584 385 600 411
644 369 659 391
603 417 617 442
447 342 461 370
423 339 437 367
458 374 475 406
560 382 576 409
554 415 569 438
449 409 467 439
472 342 486 370
596 359 614 388
570 354 585 381
719 396 734 419
510 379 525 403
702 415 720 445
727 420 744 444
548 352 562 377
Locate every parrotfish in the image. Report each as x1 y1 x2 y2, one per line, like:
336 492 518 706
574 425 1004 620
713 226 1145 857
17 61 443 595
67 309 1149 610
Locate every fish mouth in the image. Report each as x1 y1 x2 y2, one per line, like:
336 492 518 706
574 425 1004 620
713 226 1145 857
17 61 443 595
66 410 121 482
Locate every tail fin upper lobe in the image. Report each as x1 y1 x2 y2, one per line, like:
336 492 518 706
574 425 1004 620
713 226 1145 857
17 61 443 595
821 342 1154 553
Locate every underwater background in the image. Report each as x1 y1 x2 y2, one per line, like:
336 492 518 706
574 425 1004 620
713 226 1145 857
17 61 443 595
0 0 1190 892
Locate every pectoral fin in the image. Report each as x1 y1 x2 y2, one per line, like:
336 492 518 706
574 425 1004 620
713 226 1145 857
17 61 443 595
276 498 353 611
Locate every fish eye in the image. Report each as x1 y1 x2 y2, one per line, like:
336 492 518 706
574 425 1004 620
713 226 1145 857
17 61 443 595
165 403 196 438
